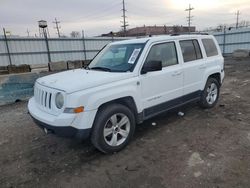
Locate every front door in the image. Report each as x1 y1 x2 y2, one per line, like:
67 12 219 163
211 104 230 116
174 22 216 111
140 41 183 117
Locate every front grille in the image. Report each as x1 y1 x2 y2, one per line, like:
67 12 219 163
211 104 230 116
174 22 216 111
34 82 64 116
35 86 52 109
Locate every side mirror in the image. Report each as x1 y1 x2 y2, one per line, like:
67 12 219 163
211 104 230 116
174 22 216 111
141 60 162 74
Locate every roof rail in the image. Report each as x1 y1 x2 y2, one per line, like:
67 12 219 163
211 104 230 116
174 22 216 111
170 32 209 36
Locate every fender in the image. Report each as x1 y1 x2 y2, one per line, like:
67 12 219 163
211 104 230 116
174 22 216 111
202 64 222 90
66 77 143 113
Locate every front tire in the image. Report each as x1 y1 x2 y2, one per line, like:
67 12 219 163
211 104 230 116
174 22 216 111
91 104 135 154
199 78 220 108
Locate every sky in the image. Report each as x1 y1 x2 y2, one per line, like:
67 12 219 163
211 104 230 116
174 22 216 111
1 0 250 37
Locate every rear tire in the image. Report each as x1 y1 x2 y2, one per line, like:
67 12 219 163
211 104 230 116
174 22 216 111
199 78 220 109
91 103 135 154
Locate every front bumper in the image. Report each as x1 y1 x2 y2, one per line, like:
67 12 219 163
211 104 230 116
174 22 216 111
31 116 91 140
28 97 93 140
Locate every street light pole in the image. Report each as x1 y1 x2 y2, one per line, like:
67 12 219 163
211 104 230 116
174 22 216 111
3 28 12 66
38 20 51 63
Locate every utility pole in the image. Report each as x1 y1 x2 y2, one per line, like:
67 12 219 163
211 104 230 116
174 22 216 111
26 29 30 37
185 4 194 33
53 18 61 38
82 30 87 61
47 28 50 38
121 0 129 37
236 10 240 29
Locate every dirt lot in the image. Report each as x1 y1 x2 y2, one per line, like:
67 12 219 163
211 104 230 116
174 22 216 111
1 57 250 188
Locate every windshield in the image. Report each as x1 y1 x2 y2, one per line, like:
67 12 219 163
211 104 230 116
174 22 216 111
88 43 145 72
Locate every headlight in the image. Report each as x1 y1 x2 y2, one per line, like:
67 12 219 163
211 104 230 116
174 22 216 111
55 92 64 109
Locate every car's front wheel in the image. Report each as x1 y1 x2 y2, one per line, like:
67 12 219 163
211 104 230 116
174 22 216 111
91 104 135 154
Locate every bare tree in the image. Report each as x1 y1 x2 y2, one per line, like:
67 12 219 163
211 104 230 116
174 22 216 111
70 31 80 38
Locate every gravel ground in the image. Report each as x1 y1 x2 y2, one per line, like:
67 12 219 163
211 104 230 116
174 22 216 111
0 57 250 188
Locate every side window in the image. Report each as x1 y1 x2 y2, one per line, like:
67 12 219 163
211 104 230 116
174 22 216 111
193 40 202 59
145 42 178 68
202 39 219 57
180 40 202 62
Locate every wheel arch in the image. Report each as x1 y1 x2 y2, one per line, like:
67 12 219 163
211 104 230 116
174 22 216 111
203 71 221 90
97 96 141 124
208 73 221 85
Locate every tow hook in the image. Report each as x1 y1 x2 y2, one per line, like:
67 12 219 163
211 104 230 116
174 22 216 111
44 128 52 135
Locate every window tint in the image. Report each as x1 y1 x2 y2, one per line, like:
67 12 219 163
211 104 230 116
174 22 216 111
145 42 178 67
180 40 202 62
193 40 202 59
89 43 145 72
102 47 126 60
202 39 218 57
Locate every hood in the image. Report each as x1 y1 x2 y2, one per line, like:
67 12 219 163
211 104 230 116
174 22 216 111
37 69 133 93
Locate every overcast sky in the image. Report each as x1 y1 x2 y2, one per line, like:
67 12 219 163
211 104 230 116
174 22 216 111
1 0 250 37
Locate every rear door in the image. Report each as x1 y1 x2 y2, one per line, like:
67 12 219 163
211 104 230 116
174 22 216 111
179 39 205 96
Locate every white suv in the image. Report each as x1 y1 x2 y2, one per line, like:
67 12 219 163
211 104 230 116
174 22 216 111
28 34 224 153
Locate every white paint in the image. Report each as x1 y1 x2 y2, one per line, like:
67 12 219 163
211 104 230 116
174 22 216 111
152 122 157 126
209 153 216 157
194 171 202 178
188 152 204 167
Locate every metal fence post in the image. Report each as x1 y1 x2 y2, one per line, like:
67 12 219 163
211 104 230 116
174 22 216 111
111 31 114 42
3 28 12 66
223 27 226 55
82 30 87 60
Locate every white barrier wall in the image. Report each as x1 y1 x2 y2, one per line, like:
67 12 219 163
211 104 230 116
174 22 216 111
2 28 249 66
211 27 250 54
0 37 131 66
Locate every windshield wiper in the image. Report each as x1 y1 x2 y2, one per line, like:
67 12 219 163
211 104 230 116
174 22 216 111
90 67 112 72
84 66 90 70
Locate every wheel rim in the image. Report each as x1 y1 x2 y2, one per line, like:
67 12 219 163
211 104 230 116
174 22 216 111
103 113 130 147
206 83 218 105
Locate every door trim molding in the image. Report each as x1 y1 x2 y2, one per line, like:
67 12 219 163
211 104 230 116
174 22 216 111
142 90 201 120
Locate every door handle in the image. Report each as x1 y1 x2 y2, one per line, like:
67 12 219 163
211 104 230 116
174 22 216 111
199 65 206 69
172 71 182 76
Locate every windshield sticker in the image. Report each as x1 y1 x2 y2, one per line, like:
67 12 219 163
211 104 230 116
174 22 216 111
128 48 141 64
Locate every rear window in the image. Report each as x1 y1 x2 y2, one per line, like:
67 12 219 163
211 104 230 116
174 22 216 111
202 39 219 57
180 40 202 62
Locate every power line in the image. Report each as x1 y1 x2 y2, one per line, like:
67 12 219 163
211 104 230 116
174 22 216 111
236 10 240 29
185 4 194 33
81 0 120 19
74 7 120 22
63 1 121 23
53 18 61 38
121 0 129 36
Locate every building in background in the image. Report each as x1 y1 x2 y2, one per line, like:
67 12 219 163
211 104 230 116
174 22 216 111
102 25 196 37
